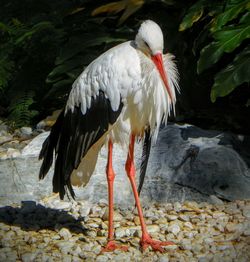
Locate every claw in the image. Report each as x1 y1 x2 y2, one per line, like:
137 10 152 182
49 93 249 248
101 240 128 253
140 234 175 252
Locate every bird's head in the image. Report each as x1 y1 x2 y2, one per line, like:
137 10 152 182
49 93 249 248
135 20 174 102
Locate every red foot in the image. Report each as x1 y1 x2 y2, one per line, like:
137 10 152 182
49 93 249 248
140 234 175 252
101 240 128 252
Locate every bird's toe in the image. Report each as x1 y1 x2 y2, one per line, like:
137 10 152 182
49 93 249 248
101 240 128 253
140 234 175 252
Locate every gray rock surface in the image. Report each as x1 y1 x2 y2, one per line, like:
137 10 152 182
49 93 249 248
142 124 250 202
0 124 249 206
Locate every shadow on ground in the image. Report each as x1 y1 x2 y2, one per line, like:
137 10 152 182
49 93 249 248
0 201 86 234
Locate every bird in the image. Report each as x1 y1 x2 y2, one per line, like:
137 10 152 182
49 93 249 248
39 20 179 252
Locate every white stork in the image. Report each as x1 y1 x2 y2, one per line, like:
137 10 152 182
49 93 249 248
39 20 179 252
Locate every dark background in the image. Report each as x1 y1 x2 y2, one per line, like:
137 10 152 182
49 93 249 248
0 0 249 134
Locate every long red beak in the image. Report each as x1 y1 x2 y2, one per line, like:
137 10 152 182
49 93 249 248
151 53 173 103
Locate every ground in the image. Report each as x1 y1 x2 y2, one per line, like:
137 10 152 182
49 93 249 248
0 197 250 261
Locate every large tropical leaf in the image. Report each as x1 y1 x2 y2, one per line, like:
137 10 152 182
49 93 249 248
92 0 144 25
213 24 250 51
179 0 205 32
210 46 250 102
55 36 126 65
47 56 86 82
198 23 250 73
210 1 248 32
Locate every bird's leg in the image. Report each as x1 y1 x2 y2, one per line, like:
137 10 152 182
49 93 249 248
125 134 174 252
102 140 128 252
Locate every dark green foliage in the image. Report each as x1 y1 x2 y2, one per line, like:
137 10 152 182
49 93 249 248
211 46 250 102
0 1 66 127
8 92 38 128
180 0 250 102
0 0 249 133
0 0 131 127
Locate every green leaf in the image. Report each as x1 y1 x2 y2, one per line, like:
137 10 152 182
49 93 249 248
47 57 83 81
0 56 14 91
213 24 250 52
210 2 247 32
179 0 205 31
8 92 38 128
44 79 73 99
198 24 250 73
210 46 250 102
197 42 221 73
56 36 126 65
0 22 11 34
15 21 54 46
91 0 144 25
239 11 250 23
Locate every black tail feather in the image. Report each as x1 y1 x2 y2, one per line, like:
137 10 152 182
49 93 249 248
39 110 75 199
138 128 151 196
39 111 64 180
39 110 75 200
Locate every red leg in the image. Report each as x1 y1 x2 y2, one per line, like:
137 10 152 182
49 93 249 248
125 135 174 252
102 140 128 252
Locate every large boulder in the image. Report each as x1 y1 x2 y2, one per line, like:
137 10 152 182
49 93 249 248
0 124 249 206
142 124 250 203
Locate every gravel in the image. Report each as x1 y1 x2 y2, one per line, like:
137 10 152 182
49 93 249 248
0 198 250 261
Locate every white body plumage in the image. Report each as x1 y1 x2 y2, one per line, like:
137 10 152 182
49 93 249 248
67 40 179 187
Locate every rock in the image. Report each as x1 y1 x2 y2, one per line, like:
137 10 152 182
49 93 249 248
1 124 250 206
183 221 194 230
20 127 33 137
140 124 250 203
6 148 21 158
225 222 243 233
21 252 38 262
63 255 73 262
113 211 123 222
58 228 72 240
179 214 190 222
133 216 140 225
212 211 226 219
21 132 49 157
210 195 225 205
79 203 91 218
115 227 130 238
242 206 250 218
167 224 180 236
96 255 109 262
216 241 234 251
87 230 98 238
88 222 100 229
92 245 102 254
55 241 75 254
0 134 12 144
158 255 169 262
167 214 178 221
173 202 182 212
147 224 160 234
180 239 192 250
224 202 240 215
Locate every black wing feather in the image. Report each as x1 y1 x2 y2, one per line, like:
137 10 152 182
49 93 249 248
138 128 151 196
39 91 123 199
